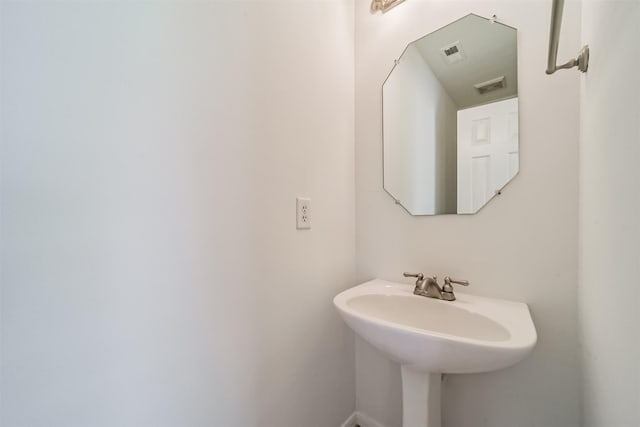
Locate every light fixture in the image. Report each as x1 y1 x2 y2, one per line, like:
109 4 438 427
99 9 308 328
371 0 406 13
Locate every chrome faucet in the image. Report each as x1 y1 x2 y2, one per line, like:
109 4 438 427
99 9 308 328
403 273 469 301
403 272 443 299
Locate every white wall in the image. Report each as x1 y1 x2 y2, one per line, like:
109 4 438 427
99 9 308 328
579 1 640 426
433 63 457 216
0 1 355 426
383 44 457 215
355 1 581 426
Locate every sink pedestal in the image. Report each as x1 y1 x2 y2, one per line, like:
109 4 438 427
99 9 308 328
401 367 441 427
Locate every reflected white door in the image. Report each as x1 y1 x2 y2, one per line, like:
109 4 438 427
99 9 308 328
457 97 519 213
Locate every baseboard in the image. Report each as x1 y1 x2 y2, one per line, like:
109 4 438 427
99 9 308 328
339 412 358 427
339 411 388 427
355 411 389 427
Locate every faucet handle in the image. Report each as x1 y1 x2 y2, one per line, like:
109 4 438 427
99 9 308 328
444 276 469 286
443 276 469 292
403 272 424 281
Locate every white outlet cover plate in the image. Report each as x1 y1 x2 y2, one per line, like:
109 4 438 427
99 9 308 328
296 197 311 230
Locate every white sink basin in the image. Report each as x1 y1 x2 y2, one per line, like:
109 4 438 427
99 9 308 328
334 279 537 427
334 279 536 373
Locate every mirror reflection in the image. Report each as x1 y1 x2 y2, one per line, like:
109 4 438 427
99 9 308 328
383 14 518 215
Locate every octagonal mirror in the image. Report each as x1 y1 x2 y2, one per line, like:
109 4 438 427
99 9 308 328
383 14 518 215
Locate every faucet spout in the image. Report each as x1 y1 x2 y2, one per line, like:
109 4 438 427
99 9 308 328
414 276 443 299
403 273 469 301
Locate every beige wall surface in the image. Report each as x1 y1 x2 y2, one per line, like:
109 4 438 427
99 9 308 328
579 1 640 426
1 1 355 426
355 1 581 426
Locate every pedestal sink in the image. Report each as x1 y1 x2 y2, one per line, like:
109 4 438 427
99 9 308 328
334 279 537 427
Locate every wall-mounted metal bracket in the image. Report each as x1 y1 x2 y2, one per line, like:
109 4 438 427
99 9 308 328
546 0 589 74
371 0 406 13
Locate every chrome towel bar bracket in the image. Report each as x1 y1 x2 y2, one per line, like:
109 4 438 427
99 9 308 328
371 0 406 13
546 0 589 74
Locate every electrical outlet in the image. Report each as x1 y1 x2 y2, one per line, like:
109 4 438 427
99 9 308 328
296 197 311 230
